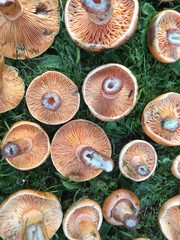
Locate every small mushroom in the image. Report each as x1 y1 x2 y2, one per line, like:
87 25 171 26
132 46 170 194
0 0 60 59
102 189 140 229
64 0 139 51
148 10 180 63
1 121 50 170
141 92 180 146
82 64 138 121
0 53 24 113
63 198 103 240
171 155 180 179
158 195 180 240
0 189 63 239
26 71 80 125
51 119 114 181
119 140 157 182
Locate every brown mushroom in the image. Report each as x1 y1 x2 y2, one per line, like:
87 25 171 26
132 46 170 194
119 140 157 182
64 0 139 51
26 71 80 125
82 64 138 121
158 195 180 240
1 120 50 170
63 198 103 240
171 155 180 179
0 189 63 239
0 0 60 59
51 119 114 182
0 53 24 113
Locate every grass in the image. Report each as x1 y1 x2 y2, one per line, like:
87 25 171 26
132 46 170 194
0 0 180 239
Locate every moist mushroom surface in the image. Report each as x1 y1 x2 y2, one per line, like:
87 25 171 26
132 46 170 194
171 155 180 179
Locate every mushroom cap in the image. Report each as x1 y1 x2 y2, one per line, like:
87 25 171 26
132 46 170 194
1 120 50 170
0 0 60 59
148 10 180 63
26 71 80 125
102 189 140 226
158 195 180 240
51 119 112 181
0 189 63 239
64 0 139 51
171 155 180 179
141 92 180 146
119 140 157 182
82 64 138 121
63 198 103 240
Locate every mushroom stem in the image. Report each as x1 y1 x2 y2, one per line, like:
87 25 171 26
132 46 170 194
167 29 180 46
101 76 124 99
41 90 61 112
81 0 113 25
0 0 23 20
77 146 114 172
0 53 4 89
131 156 150 176
161 117 180 132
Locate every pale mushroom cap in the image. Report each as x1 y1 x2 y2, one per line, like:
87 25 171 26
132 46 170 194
63 198 103 240
82 64 138 121
0 189 63 239
171 155 180 179
141 92 180 146
158 195 180 240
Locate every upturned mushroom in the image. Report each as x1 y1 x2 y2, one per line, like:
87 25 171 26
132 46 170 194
26 71 80 125
171 155 180 179
102 189 140 229
64 0 139 51
82 64 138 121
119 140 157 182
51 119 114 181
0 189 63 239
63 198 103 240
0 0 60 59
1 121 50 170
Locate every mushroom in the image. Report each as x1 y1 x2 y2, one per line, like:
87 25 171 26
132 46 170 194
141 92 180 146
158 195 180 240
148 10 180 63
63 198 103 240
51 119 114 182
119 140 157 182
171 155 180 179
102 189 140 229
82 64 138 121
0 189 63 239
134 238 150 240
64 0 139 51
26 71 80 125
1 120 50 170
0 52 24 113
0 0 60 59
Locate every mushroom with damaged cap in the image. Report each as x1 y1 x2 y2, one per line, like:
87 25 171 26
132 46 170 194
171 155 180 179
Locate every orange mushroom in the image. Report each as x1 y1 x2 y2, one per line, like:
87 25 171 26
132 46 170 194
0 189 63 239
1 121 50 170
63 198 103 240
0 53 24 113
82 64 138 121
141 92 180 146
102 189 140 229
158 195 180 240
64 0 139 51
51 119 114 181
26 71 80 125
171 155 180 179
148 10 180 63
0 0 60 59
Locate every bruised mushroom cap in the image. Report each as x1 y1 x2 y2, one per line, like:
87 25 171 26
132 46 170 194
119 140 157 182
64 0 139 51
171 155 180 179
148 10 180 63
1 120 50 170
51 119 112 182
82 64 138 121
158 195 180 240
26 71 80 125
63 198 103 240
0 0 60 59
141 92 180 146
0 189 63 239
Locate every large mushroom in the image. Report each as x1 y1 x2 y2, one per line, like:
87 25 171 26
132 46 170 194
51 119 114 182
0 0 60 59
171 155 180 179
0 189 63 239
82 64 138 121
64 0 139 51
